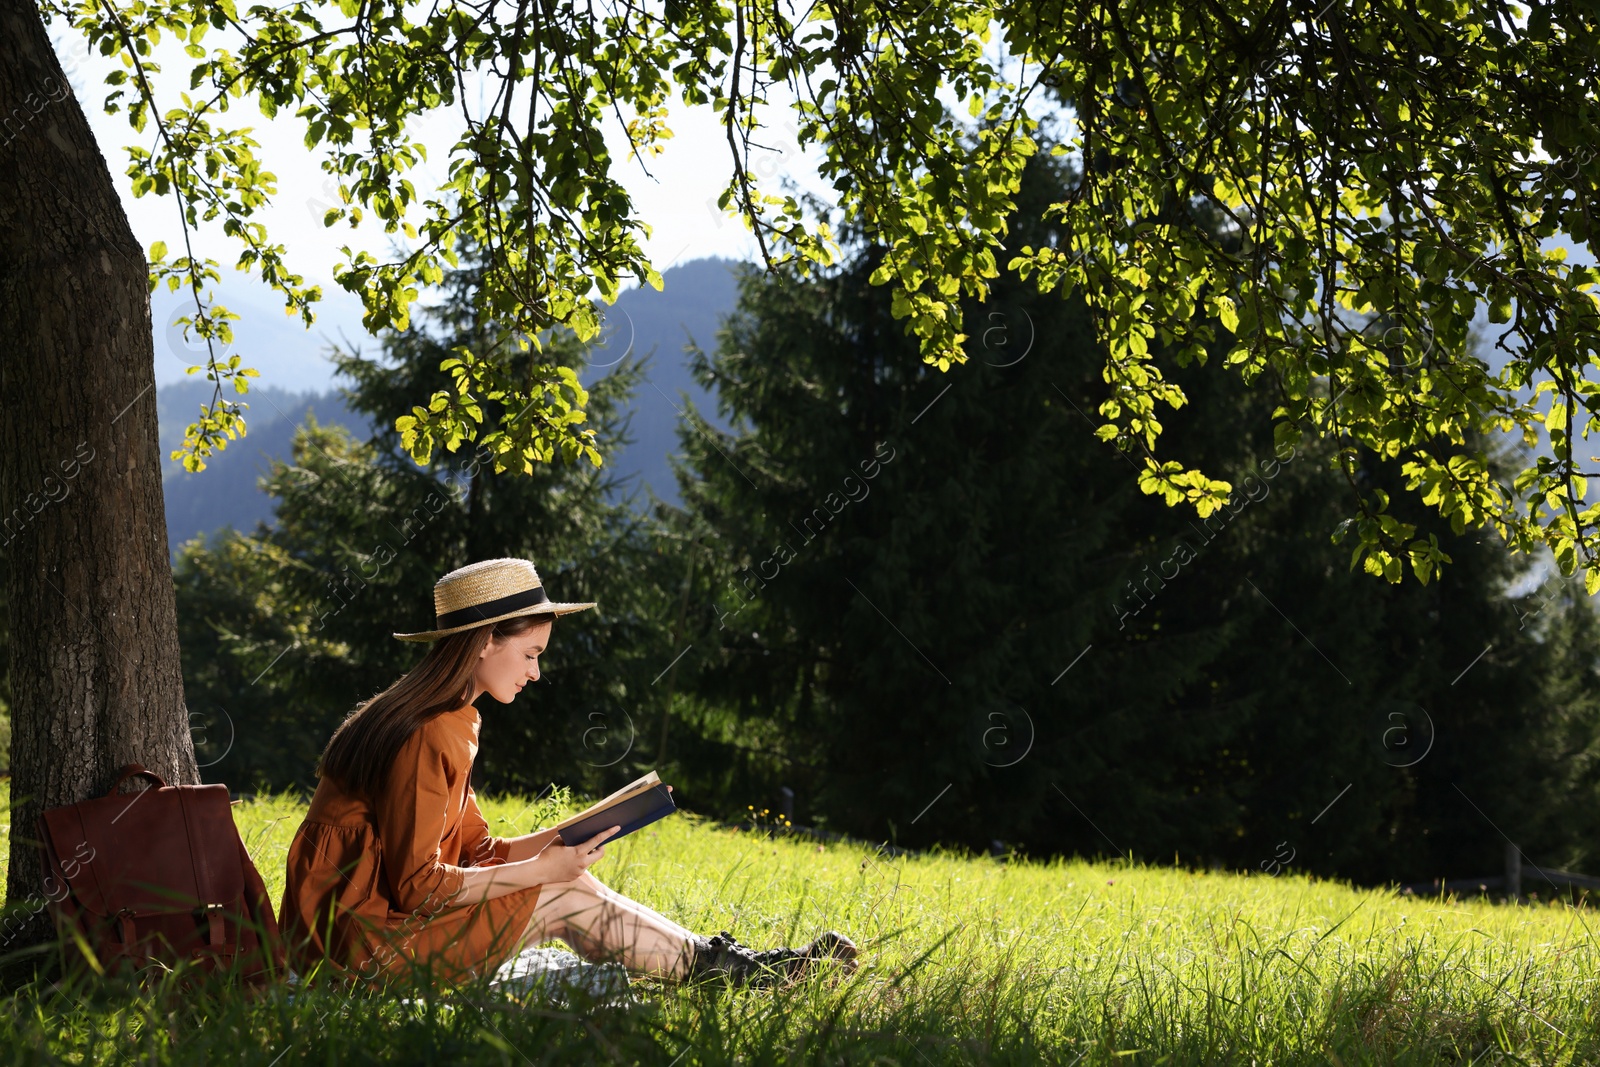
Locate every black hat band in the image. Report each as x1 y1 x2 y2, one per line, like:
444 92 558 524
434 585 550 630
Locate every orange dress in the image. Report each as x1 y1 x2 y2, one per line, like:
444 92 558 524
278 703 542 983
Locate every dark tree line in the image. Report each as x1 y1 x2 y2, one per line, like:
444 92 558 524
662 151 1600 885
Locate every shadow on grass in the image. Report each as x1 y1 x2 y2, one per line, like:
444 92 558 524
0 912 1584 1066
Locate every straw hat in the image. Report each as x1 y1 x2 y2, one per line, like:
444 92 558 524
392 558 596 642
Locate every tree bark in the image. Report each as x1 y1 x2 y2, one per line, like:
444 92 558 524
0 0 197 939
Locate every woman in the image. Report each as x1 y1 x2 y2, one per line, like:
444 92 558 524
279 557 857 988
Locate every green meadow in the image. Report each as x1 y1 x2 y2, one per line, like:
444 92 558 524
3 791 1598 1065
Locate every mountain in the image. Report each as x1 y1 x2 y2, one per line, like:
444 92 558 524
578 256 740 503
158 380 375 555
158 257 743 555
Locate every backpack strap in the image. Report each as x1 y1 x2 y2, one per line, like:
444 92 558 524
174 786 229 945
105 764 168 796
176 787 213 899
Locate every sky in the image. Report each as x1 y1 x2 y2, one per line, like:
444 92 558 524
51 24 833 394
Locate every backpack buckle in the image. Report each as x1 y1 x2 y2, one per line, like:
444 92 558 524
197 902 226 947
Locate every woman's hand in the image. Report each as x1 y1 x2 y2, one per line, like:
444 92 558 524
506 786 672 863
531 825 621 883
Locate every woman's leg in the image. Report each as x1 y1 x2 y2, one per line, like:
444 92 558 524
521 873 694 978
520 872 858 987
575 870 697 939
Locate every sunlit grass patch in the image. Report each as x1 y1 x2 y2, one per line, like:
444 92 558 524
0 791 1596 1064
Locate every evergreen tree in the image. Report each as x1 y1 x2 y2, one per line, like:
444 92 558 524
669 149 1600 884
173 250 679 797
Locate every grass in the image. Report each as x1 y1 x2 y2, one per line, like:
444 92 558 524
3 790 1600 1065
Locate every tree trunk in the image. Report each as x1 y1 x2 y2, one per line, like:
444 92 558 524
0 0 197 941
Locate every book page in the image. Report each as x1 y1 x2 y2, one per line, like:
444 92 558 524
597 770 658 806
554 771 660 830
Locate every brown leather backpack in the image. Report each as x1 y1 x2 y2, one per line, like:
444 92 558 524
36 764 285 982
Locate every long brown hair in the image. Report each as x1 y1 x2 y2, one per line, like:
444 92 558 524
317 613 553 798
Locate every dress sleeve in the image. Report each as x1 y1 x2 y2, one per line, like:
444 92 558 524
458 786 511 867
374 725 469 916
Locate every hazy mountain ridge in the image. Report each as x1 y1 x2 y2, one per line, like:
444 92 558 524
159 379 375 555
159 257 742 555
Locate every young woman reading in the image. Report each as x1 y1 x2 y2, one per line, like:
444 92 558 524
279 557 858 988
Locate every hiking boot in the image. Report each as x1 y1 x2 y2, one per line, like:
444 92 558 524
683 929 859 988
682 930 767 987
751 929 859 977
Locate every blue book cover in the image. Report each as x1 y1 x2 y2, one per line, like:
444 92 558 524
554 772 677 846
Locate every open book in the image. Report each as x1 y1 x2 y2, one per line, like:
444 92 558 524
553 770 677 846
